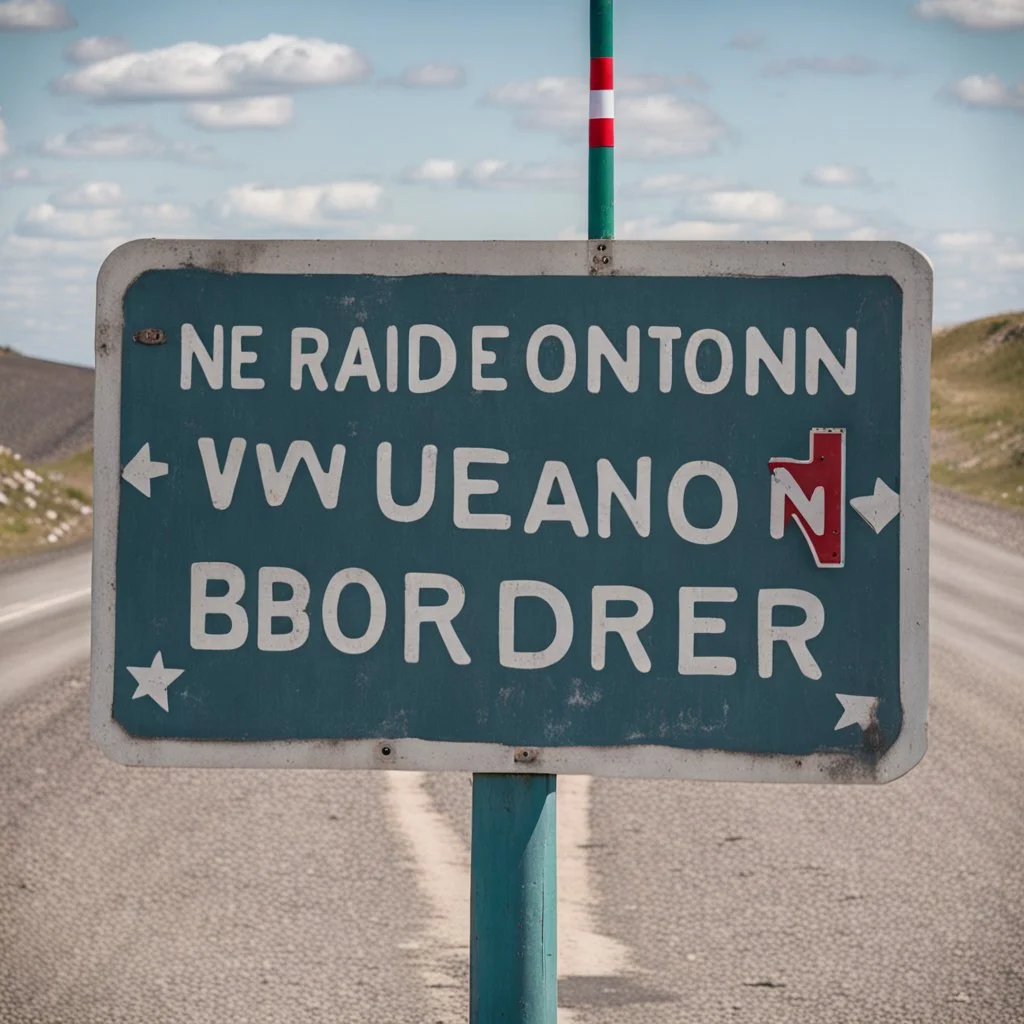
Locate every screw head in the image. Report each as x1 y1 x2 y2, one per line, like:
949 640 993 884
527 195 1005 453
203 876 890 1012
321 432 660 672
132 327 166 346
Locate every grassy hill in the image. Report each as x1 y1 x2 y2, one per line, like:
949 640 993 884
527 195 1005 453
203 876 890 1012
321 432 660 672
0 445 93 559
931 311 1024 510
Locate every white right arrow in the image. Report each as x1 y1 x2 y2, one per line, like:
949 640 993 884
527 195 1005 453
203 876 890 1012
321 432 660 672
122 443 169 497
849 478 900 534
834 694 879 731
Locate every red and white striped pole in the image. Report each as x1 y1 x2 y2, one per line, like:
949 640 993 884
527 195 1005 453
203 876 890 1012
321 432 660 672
589 0 614 238
589 54 614 148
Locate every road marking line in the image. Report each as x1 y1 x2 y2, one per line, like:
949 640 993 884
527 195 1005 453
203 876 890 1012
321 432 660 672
0 586 91 629
383 771 469 1023
558 774 631 978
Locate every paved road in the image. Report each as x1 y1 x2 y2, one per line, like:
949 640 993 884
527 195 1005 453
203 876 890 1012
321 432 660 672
0 544 90 709
0 519 1021 1022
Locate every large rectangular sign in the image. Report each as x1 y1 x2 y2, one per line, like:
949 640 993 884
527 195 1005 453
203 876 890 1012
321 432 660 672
92 240 930 781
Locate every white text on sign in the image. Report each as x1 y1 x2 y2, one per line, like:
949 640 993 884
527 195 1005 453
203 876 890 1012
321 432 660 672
179 322 858 396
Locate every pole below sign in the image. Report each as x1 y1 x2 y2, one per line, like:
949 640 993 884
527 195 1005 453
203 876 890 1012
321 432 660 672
470 774 558 1021
470 2 613 1019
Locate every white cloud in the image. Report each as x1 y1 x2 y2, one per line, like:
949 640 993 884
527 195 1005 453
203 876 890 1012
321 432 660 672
918 230 1024 322
944 73 1024 111
1 165 69 187
3 233 126 262
217 182 383 226
684 188 860 231
136 202 193 228
626 173 727 196
52 34 371 101
485 76 585 136
803 164 875 187
0 0 74 31
460 159 580 189
621 213 872 242
51 181 123 207
484 75 725 158
399 62 464 88
914 0 1024 29
401 158 580 190
697 189 787 221
64 35 130 64
184 96 294 130
402 158 459 184
13 181 192 240
0 108 8 157
618 94 726 158
38 123 217 163
935 230 995 249
623 185 870 240
620 218 743 240
16 203 129 239
763 55 885 77
806 204 858 230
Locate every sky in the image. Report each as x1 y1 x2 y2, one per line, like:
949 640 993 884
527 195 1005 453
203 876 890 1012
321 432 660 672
0 0 1022 366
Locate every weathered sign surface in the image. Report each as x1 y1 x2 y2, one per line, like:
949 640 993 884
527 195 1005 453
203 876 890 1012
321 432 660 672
92 240 930 781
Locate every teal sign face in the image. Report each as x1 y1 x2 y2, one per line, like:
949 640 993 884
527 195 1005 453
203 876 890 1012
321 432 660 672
92 241 930 782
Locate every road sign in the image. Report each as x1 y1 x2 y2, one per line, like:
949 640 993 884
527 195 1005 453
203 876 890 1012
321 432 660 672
92 239 930 782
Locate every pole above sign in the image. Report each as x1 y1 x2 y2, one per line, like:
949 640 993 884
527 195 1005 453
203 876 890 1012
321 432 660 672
91 239 931 783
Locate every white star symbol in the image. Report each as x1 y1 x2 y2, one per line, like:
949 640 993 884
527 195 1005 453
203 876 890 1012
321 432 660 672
127 652 184 712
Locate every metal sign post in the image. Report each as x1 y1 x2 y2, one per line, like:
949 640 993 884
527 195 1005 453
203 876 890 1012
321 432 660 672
588 0 614 241
471 4 614 1015
471 5 613 1018
470 773 557 1021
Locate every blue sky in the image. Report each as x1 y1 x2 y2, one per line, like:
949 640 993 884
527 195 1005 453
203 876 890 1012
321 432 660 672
1 0 1022 365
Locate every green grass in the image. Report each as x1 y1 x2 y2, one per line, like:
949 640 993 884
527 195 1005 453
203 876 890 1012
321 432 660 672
0 445 94 559
931 311 1024 510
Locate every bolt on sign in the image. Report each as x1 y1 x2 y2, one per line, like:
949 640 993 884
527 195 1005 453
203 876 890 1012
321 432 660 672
91 240 931 782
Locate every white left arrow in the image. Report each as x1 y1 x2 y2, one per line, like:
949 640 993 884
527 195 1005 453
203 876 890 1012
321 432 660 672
122 443 169 497
834 693 879 731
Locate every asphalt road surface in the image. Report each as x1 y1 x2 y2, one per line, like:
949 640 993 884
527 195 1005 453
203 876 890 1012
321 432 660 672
0 517 1021 1023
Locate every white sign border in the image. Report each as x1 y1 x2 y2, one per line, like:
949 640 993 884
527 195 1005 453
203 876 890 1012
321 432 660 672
92 239 930 783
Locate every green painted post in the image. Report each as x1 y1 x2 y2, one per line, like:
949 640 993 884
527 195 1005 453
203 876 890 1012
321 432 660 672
469 4 613 1019
588 0 614 240
470 774 558 1022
